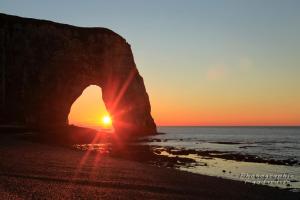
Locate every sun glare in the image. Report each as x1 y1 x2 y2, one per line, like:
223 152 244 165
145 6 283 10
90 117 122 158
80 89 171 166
102 115 112 126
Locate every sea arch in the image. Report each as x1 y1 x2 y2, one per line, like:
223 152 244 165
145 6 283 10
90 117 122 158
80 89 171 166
0 13 156 135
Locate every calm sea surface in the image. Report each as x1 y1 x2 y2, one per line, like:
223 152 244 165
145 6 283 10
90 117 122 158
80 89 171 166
146 126 300 190
150 126 300 161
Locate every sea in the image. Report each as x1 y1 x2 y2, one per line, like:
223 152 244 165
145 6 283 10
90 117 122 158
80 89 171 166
145 126 300 191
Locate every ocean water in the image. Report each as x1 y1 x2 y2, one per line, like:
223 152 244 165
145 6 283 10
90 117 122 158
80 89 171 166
146 126 300 190
149 126 300 161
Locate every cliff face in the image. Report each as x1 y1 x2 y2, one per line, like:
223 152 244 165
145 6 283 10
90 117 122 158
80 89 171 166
0 13 157 135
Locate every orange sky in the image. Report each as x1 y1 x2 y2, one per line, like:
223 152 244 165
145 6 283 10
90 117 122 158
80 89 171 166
68 82 300 128
68 85 109 127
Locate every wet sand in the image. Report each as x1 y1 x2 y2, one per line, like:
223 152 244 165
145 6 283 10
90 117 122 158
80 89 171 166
0 133 298 200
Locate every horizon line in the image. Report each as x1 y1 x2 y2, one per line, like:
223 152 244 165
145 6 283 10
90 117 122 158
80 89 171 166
157 125 300 127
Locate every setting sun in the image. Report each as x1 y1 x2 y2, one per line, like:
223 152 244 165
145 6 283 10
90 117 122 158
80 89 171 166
102 115 112 126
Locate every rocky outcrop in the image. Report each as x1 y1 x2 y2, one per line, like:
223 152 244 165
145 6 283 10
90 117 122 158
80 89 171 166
0 13 156 135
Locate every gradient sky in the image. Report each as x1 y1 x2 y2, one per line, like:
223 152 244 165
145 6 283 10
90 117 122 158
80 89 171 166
1 0 300 126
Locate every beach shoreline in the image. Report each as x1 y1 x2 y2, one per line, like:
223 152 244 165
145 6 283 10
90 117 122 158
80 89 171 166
0 132 298 199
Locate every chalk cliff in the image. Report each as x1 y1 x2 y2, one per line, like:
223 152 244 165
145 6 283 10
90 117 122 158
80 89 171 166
0 13 156 135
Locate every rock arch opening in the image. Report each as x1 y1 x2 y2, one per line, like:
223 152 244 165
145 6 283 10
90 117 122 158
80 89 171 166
68 85 113 132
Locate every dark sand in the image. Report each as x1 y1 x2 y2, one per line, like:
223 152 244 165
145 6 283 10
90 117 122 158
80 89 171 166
0 134 298 200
